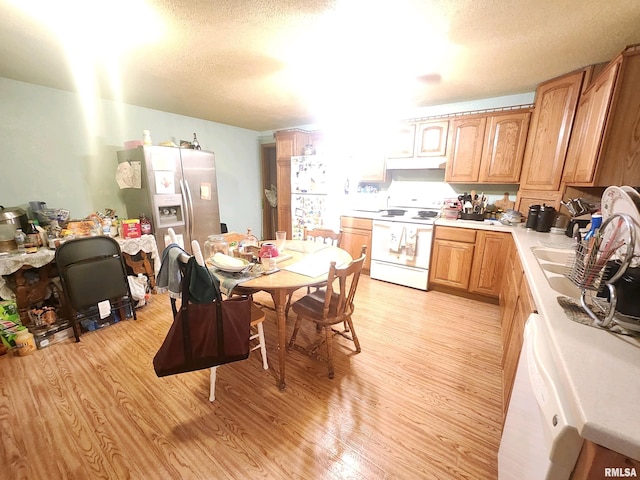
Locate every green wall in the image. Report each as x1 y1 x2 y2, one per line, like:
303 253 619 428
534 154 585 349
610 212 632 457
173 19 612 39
0 77 264 238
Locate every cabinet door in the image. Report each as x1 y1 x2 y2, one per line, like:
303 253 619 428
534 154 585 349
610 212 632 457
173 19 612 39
479 111 531 183
502 294 526 416
429 239 475 289
340 219 372 272
445 116 487 182
416 120 449 156
571 440 640 480
515 190 563 213
468 231 510 297
353 152 386 183
519 70 585 190
275 130 309 236
386 123 416 158
563 61 619 185
500 253 521 367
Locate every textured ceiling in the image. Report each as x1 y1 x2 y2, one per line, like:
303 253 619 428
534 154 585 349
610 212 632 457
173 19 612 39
2 0 640 132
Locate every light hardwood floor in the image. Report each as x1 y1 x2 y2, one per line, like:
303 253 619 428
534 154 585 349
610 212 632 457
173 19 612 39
0 276 502 479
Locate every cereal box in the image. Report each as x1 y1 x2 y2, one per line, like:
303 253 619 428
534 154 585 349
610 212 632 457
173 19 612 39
121 219 141 239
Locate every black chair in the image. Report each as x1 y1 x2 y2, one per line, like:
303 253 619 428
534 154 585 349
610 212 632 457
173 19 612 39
55 236 137 341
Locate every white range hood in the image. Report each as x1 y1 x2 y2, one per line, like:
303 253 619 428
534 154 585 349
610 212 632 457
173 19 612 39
385 156 447 170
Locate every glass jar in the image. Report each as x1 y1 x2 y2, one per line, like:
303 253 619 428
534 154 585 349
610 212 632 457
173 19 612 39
204 235 228 259
239 228 258 248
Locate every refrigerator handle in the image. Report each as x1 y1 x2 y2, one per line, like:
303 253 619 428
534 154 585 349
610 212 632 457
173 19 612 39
180 178 194 241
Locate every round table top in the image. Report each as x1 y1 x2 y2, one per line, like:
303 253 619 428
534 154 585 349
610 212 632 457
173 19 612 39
237 240 352 291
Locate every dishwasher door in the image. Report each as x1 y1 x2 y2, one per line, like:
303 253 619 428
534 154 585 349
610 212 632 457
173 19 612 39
498 314 583 480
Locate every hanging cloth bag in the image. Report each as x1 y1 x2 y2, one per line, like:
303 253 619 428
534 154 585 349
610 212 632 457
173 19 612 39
153 256 251 377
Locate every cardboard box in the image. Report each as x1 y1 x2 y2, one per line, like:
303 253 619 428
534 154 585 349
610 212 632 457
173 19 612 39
121 219 141 239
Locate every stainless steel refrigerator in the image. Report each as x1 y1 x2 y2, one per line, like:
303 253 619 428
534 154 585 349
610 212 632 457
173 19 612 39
116 146 221 251
290 154 341 240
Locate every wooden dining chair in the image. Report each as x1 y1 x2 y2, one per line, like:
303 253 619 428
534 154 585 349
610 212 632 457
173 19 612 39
287 246 366 379
192 240 268 401
283 227 344 319
165 230 269 401
302 227 343 247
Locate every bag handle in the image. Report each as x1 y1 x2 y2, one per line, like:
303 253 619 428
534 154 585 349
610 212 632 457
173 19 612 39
180 256 225 362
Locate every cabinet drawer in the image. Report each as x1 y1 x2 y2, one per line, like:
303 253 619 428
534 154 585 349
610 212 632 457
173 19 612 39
340 217 373 230
434 226 477 243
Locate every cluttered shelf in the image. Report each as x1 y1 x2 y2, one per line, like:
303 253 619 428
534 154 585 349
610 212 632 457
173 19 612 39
0 234 159 355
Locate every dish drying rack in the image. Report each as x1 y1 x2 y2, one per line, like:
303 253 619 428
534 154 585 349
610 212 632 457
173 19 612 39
564 213 636 329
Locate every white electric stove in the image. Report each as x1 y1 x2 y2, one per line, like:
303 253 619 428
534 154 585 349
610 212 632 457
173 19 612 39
369 196 443 290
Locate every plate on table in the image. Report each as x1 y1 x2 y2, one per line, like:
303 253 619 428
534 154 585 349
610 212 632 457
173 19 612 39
600 186 640 267
208 257 251 273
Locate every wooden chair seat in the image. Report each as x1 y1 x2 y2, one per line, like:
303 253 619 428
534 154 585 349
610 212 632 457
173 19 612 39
291 292 351 323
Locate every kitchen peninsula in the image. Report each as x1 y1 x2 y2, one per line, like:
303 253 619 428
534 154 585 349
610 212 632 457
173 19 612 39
434 218 640 474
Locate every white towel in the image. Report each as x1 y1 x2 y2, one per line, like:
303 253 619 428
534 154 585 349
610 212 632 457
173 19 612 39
389 225 404 253
405 227 417 261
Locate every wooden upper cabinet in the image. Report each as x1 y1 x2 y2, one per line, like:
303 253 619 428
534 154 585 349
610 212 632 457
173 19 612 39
445 116 487 182
479 111 531 183
416 120 449 157
563 46 640 186
386 123 416 158
562 61 619 184
446 109 530 183
519 70 585 191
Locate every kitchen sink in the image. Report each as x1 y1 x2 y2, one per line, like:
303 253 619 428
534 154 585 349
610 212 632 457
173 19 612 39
530 246 580 299
531 247 573 264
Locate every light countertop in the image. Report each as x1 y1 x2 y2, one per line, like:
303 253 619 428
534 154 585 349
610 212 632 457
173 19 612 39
436 219 640 461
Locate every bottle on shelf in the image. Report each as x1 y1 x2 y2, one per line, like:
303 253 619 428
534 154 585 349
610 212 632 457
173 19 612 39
31 219 44 246
192 133 201 150
139 213 153 235
14 228 26 253
25 220 39 253
102 217 112 236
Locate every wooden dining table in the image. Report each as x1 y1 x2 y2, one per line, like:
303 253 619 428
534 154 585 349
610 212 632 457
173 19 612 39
222 239 352 390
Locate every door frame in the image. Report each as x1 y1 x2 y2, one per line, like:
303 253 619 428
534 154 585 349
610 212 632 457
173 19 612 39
261 142 277 240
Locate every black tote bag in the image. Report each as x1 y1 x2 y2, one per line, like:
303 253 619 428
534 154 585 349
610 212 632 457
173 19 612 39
153 257 251 377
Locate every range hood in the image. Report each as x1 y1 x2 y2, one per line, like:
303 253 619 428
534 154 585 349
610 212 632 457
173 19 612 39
385 155 447 170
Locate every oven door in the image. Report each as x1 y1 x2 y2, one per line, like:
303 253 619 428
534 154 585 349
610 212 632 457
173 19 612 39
371 220 432 269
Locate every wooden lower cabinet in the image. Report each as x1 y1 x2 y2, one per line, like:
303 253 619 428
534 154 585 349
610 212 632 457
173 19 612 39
430 239 475 289
500 238 536 421
429 226 476 289
340 216 372 273
429 226 509 299
571 440 640 479
469 231 510 296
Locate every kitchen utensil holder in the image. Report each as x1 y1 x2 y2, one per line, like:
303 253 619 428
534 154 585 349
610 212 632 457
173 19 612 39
564 213 635 328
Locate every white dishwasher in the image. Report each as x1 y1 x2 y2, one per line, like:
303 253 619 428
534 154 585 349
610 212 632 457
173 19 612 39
499 313 583 479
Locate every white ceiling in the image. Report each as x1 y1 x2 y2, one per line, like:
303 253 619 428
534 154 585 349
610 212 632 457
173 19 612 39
2 0 640 132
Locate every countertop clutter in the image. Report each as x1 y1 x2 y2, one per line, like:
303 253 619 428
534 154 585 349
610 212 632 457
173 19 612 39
438 218 640 461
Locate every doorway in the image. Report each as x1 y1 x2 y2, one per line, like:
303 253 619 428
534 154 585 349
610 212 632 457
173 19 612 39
261 143 277 240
